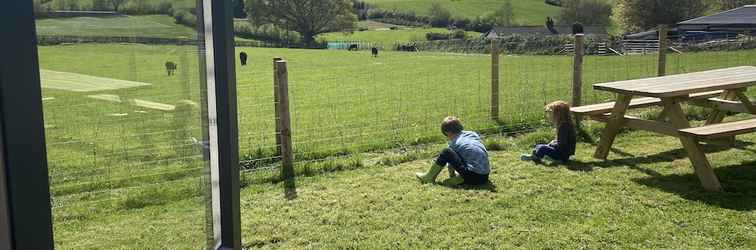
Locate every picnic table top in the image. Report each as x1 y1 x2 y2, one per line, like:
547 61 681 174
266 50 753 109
594 66 756 98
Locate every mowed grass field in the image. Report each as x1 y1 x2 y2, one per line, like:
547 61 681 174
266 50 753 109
36 15 197 39
37 43 755 247
239 123 756 249
364 0 561 25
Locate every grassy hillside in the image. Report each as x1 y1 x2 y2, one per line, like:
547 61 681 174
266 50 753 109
36 15 197 38
364 0 561 26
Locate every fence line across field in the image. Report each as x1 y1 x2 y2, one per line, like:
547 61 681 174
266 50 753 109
39 33 756 211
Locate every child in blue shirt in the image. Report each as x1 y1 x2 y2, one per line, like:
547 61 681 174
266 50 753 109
416 116 490 185
521 101 576 163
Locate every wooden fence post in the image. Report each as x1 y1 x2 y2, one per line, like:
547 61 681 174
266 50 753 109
490 39 500 120
572 34 585 127
273 58 283 156
274 58 294 179
658 25 668 76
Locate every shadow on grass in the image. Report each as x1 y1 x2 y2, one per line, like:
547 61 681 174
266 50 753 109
441 181 498 193
283 176 297 200
632 161 756 211
574 139 755 210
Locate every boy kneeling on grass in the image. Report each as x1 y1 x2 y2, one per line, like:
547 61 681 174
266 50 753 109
416 116 490 185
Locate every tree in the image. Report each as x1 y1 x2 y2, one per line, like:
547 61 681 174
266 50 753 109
558 0 612 26
488 0 515 27
719 0 756 10
234 0 247 18
246 0 357 46
109 0 126 12
429 3 452 27
612 0 709 33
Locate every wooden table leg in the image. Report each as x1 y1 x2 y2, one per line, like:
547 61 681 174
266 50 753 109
734 90 756 114
594 94 632 159
664 99 722 192
705 90 738 125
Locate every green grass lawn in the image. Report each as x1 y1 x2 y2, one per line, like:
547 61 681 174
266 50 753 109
35 15 198 39
36 44 755 247
237 123 756 248
54 121 756 248
320 27 482 44
364 0 561 26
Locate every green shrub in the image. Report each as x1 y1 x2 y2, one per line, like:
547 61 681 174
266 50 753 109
234 22 303 46
171 9 197 28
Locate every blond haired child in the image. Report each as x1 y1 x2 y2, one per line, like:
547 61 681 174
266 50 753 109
521 101 576 163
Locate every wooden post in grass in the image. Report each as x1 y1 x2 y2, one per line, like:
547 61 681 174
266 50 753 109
273 58 283 157
274 58 294 179
572 34 585 127
658 25 668 76
490 39 500 120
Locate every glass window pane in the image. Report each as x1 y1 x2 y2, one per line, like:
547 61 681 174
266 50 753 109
35 2 212 248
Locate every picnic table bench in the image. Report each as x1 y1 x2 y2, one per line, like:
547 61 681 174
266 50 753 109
573 66 756 191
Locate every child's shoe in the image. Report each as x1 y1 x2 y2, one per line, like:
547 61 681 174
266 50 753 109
442 176 465 186
416 163 444 184
520 154 542 164
520 154 533 161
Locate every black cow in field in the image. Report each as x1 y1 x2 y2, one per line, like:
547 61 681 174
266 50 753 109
371 47 379 57
347 44 359 51
165 61 177 76
239 52 248 66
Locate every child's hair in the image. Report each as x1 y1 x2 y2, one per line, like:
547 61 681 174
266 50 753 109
441 116 464 136
546 101 573 126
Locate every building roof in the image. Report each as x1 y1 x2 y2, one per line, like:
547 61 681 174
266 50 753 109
485 26 607 39
678 5 756 26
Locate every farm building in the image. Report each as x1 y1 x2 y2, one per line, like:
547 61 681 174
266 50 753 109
625 5 756 41
677 5 756 33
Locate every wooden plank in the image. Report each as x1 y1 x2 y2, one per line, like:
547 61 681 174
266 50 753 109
572 90 723 115
591 114 679 137
735 91 756 114
594 94 632 159
706 90 739 125
572 97 659 115
598 73 756 98
595 66 755 90
593 66 756 97
679 118 756 139
663 98 722 192
691 97 750 114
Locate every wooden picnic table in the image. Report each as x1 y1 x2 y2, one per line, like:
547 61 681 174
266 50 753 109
584 66 756 191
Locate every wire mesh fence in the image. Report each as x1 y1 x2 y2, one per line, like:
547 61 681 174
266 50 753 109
237 33 756 181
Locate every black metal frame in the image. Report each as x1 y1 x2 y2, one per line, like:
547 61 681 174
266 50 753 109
201 0 242 249
0 1 55 249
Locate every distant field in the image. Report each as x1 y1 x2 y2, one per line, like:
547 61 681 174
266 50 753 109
36 15 197 39
320 27 482 44
364 0 561 25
